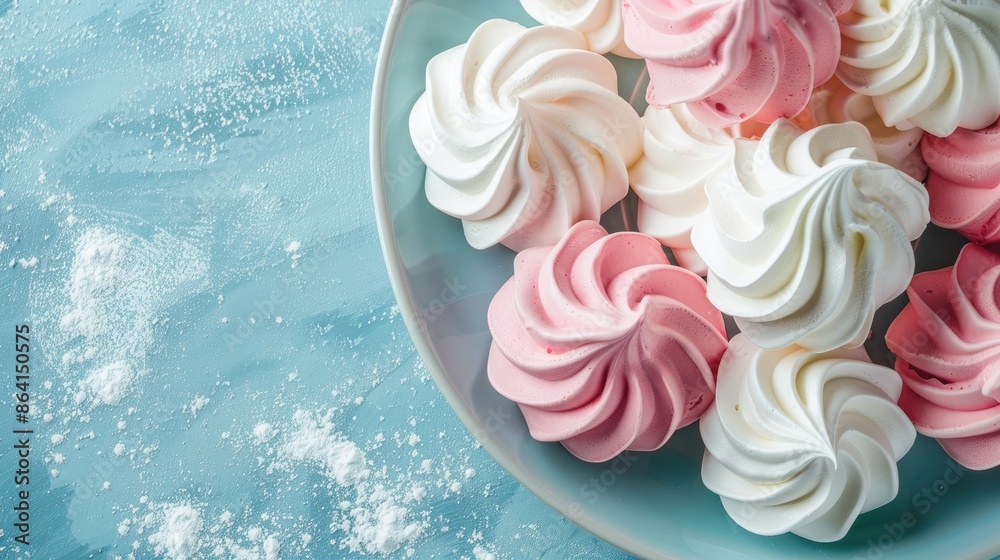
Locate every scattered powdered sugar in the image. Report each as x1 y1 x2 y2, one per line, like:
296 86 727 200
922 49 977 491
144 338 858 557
188 395 210 418
253 422 277 443
277 410 427 555
283 410 369 486
474 544 498 560
263 535 281 560
131 500 289 560
30 223 209 420
76 361 134 407
148 503 204 560
285 241 303 267
14 5 520 557
58 227 129 339
17 256 38 269
335 486 425 555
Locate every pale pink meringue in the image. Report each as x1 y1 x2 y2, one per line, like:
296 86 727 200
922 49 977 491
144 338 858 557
487 221 728 462
885 243 1000 470
621 0 850 127
922 119 1000 243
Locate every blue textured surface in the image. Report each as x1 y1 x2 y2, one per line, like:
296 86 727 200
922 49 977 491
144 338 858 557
0 1 630 558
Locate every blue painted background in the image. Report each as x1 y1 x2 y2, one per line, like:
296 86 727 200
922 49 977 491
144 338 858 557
0 1 631 558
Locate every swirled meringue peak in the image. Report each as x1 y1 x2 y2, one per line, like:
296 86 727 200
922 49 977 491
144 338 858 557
885 243 1000 470
701 335 915 542
520 0 639 57
838 0 1000 137
487 221 728 463
921 119 1000 243
690 119 930 352
630 104 768 275
811 77 927 182
409 19 643 252
621 0 849 127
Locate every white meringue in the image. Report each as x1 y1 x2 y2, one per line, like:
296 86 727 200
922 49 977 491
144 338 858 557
409 19 643 251
690 120 929 352
520 0 638 57
701 335 916 543
810 78 927 182
838 0 1000 137
629 105 764 276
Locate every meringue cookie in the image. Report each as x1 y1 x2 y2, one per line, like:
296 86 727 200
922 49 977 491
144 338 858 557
487 221 728 463
621 0 849 127
629 104 765 276
520 0 639 57
690 119 930 352
885 243 1000 470
702 335 915 542
409 19 643 251
838 0 1000 137
921 119 1000 243
811 78 927 182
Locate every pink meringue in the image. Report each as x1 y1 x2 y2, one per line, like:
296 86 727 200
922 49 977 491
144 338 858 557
885 243 1000 470
922 119 1000 243
621 0 849 127
487 221 728 462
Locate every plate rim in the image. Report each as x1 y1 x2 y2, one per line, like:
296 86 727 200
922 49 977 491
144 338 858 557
367 2 664 558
